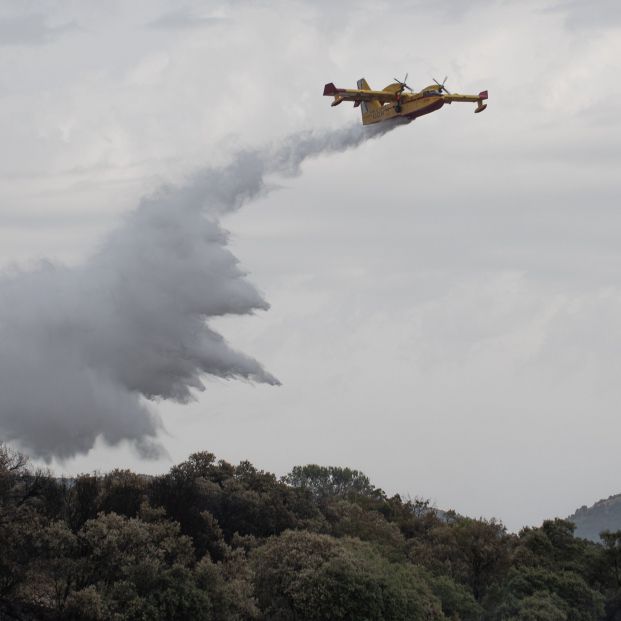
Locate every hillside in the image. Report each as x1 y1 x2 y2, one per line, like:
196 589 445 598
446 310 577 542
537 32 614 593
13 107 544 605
569 493 621 541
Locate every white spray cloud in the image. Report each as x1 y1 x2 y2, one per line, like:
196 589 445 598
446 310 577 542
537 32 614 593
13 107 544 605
0 119 408 461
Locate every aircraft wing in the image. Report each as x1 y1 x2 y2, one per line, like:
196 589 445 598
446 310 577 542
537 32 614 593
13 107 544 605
443 90 488 112
323 83 398 107
443 91 487 103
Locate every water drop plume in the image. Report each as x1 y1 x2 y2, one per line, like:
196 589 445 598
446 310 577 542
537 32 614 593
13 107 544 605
0 120 407 460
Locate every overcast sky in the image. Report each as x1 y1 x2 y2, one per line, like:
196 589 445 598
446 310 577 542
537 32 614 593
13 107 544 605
1 0 620 531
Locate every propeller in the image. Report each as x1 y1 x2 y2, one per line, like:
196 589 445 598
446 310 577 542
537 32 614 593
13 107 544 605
433 75 451 94
394 73 413 93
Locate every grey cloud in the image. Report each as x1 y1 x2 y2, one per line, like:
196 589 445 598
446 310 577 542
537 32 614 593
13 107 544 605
543 0 621 29
0 120 404 461
148 8 227 30
0 13 77 46
394 0 497 22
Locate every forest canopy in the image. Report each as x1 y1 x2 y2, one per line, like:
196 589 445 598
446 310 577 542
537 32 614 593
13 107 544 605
1 443 619 620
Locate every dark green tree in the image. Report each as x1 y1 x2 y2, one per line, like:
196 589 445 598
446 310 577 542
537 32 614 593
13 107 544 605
601 531 621 588
252 530 444 620
284 464 378 499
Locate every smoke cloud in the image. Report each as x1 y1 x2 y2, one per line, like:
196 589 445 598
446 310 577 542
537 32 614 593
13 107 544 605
0 120 408 461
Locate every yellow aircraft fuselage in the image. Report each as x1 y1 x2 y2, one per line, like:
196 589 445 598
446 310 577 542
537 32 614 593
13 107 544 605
323 79 488 125
361 92 446 125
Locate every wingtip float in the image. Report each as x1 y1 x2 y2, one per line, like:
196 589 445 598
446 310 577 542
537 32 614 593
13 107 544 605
323 75 488 125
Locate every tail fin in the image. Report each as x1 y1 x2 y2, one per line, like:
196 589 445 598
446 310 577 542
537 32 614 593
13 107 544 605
475 90 488 113
357 78 381 116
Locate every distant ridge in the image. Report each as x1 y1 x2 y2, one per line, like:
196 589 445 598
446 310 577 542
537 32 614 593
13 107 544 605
568 493 621 541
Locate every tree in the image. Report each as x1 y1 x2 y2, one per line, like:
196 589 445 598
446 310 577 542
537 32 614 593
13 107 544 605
33 520 85 613
428 574 483 621
75 511 213 620
513 591 567 621
0 446 617 621
486 566 605 621
252 530 444 620
410 517 511 602
0 443 51 598
65 474 101 532
195 551 259 620
284 464 378 499
99 469 148 518
150 454 323 555
601 531 621 588
321 498 405 558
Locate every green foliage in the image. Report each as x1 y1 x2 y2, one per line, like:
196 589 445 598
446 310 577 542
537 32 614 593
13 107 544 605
513 591 568 621
428 574 483 620
1 442 619 621
0 444 47 598
284 464 378 499
409 517 511 601
150 452 324 558
252 530 444 620
601 531 621 588
99 469 148 518
486 566 605 621
66 473 101 531
64 585 106 620
322 498 406 557
195 552 259 620
518 520 590 574
603 588 621 621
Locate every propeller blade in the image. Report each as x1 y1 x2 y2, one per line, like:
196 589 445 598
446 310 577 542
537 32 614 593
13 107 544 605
393 74 412 92
433 76 451 94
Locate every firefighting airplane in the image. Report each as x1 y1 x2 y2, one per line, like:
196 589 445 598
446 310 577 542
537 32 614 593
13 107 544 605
323 75 488 125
